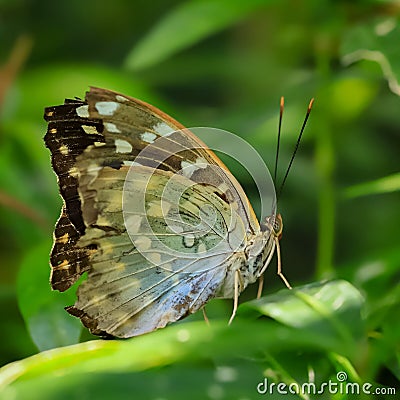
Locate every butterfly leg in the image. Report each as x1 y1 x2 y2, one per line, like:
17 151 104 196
256 239 277 298
228 270 242 325
275 237 292 289
202 307 210 326
256 274 264 299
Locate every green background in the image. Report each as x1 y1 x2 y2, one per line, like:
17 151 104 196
0 0 399 398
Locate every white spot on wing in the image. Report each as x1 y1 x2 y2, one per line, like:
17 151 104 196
218 183 230 194
123 160 141 167
154 122 175 137
181 157 208 178
76 105 89 118
148 252 161 264
141 131 157 143
58 233 69 244
68 166 80 178
146 200 172 218
104 122 121 133
116 95 129 102
59 145 69 155
95 101 120 116
126 215 142 233
94 141 106 147
115 139 132 153
82 125 98 135
184 234 195 248
196 157 208 167
135 236 151 250
147 202 163 218
168 225 183 234
163 263 172 272
198 243 207 253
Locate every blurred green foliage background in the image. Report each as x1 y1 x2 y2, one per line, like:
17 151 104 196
0 0 399 398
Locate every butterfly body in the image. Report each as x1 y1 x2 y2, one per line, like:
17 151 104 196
214 230 273 299
44 87 279 337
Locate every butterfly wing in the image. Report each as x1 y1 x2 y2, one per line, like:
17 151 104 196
65 165 244 337
44 87 256 337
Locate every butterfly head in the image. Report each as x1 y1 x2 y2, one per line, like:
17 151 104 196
261 213 283 240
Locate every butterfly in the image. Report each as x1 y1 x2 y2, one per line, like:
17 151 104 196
44 87 298 338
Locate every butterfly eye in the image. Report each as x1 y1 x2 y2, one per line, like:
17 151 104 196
261 214 283 238
273 214 283 238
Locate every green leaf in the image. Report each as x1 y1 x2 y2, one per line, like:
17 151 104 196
341 17 400 96
1 280 365 399
17 241 82 351
343 172 400 198
239 280 365 352
0 357 271 400
125 0 269 70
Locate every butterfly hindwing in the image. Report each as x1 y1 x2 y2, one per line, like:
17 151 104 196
65 165 239 337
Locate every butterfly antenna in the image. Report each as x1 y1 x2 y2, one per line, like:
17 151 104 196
273 96 284 185
276 98 314 200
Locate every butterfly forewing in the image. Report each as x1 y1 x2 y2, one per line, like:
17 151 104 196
85 87 259 234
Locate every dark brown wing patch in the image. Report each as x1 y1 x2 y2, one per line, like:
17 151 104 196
44 99 105 291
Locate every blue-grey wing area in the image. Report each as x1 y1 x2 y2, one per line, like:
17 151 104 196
69 255 226 337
